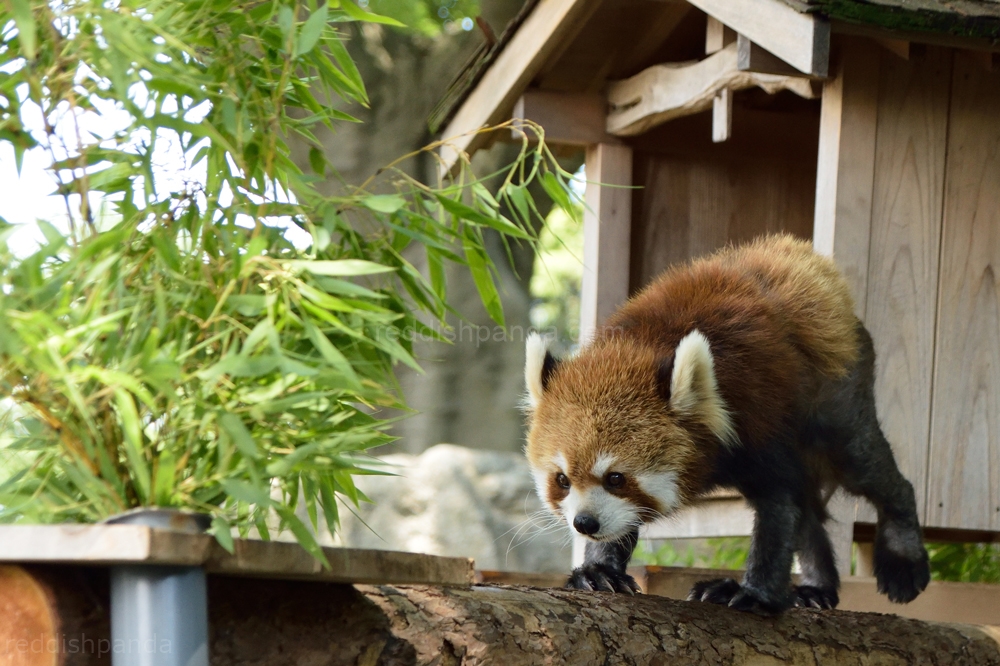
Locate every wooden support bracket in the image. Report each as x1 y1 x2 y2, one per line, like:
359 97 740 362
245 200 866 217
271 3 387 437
606 41 817 137
511 91 617 146
687 0 830 77
738 34 808 76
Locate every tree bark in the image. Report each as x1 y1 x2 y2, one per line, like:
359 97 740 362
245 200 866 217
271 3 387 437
207 579 1000 666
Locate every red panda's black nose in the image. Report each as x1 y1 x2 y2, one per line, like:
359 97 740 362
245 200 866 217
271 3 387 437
573 514 600 536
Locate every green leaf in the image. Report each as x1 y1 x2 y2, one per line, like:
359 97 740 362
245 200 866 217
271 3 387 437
220 479 272 507
305 323 361 389
275 505 330 568
211 516 235 553
218 412 258 459
435 194 532 240
337 0 405 26
277 5 295 39
285 259 396 276
541 171 582 223
462 235 504 326
114 390 150 504
10 0 37 60
361 194 406 214
296 4 329 57
152 451 176 506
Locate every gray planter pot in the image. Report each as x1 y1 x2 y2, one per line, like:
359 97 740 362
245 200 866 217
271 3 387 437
103 509 211 666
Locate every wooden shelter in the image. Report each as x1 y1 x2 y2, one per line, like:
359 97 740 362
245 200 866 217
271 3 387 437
436 0 1000 576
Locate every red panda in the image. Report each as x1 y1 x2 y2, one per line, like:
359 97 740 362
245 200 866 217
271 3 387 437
524 235 929 615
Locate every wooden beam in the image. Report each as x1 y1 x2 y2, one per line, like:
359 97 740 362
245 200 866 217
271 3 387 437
0 525 474 585
738 34 806 77
812 38 881 317
705 16 736 55
606 41 816 137
875 37 911 60
579 143 632 344
686 0 830 77
641 495 754 540
438 0 599 176
511 90 616 146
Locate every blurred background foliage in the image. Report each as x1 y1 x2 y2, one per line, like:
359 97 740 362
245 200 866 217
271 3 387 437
529 193 583 351
365 0 480 36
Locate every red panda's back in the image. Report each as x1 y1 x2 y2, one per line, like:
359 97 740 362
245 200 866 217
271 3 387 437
599 235 859 445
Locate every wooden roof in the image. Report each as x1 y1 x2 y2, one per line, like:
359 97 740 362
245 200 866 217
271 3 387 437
786 0 1000 40
432 0 1000 142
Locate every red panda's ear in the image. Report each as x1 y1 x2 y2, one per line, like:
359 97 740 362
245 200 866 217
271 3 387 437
668 330 739 446
656 353 676 403
525 333 559 408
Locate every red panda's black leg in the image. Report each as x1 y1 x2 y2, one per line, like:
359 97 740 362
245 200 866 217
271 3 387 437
794 499 840 609
565 528 640 594
818 324 930 604
690 445 804 614
733 490 800 614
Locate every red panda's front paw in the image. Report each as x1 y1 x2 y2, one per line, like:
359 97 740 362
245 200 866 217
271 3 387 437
565 564 640 594
793 585 839 610
687 577 741 605
688 578 789 615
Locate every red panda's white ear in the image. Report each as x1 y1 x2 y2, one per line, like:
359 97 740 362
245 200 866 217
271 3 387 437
525 333 558 409
669 330 739 447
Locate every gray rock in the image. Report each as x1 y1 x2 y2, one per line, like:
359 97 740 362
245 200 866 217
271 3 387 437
333 444 572 573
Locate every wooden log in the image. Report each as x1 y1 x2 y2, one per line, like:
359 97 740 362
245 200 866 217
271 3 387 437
208 579 1000 665
0 565 111 666
480 565 1000 626
5 566 1000 665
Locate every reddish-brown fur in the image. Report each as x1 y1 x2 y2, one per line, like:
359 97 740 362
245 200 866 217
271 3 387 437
526 234 859 509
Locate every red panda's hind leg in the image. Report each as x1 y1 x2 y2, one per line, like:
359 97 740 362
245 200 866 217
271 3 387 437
793 499 840 609
817 323 930 604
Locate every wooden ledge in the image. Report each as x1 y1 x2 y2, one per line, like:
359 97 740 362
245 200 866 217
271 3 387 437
0 525 473 585
606 42 817 137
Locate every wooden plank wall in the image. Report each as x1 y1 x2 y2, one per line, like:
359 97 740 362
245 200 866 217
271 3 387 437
628 103 819 288
926 52 1000 531
632 45 1000 534
860 46 952 523
860 45 1000 532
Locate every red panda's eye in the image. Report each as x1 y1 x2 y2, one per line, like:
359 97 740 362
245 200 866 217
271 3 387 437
555 473 570 489
605 472 626 489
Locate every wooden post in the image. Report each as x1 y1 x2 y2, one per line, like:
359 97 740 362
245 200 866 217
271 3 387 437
812 38 882 575
579 143 633 344
712 87 733 142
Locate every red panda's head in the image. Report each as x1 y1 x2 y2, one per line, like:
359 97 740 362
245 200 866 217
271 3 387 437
523 331 737 542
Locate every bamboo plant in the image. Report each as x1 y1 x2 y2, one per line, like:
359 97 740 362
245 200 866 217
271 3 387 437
0 0 574 563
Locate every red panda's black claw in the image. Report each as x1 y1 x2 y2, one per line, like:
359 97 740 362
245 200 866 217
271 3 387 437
688 577 741 604
794 585 839 610
566 564 639 595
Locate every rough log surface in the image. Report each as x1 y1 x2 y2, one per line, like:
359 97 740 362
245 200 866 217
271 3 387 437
208 579 1000 666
